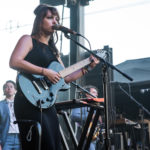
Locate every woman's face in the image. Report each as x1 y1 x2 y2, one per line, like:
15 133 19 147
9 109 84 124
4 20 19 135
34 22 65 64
41 10 59 35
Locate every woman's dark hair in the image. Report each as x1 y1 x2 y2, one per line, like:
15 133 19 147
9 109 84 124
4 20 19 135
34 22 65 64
3 80 17 95
31 4 60 57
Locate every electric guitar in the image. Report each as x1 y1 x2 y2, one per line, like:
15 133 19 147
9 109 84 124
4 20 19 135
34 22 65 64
87 121 101 141
17 50 107 109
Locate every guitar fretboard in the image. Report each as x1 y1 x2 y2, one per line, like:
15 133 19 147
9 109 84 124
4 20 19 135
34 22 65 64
59 57 91 78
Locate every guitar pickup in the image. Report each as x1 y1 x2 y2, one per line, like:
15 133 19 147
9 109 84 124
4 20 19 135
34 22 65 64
32 81 42 94
40 79 49 90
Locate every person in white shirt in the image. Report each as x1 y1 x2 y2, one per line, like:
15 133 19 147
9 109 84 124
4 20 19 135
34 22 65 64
0 80 22 150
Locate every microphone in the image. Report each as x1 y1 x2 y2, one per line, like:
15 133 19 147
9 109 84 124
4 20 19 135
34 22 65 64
52 24 80 35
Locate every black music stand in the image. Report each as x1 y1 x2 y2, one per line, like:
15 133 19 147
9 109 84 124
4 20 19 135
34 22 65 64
55 99 104 150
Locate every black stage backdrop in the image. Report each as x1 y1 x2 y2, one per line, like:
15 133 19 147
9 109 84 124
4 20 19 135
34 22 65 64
112 57 150 120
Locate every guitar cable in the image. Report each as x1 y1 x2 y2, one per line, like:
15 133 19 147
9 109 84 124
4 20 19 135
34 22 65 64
40 104 43 144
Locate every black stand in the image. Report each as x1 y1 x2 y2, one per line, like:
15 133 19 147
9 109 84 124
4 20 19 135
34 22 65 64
71 81 97 98
64 33 133 150
55 99 104 150
101 63 112 149
71 81 102 149
59 110 78 149
139 109 146 150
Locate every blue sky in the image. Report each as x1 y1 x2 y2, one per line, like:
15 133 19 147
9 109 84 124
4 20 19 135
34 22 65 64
0 0 150 98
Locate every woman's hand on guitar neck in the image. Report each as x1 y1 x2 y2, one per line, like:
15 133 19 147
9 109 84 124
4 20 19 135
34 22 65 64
43 68 61 84
89 55 100 70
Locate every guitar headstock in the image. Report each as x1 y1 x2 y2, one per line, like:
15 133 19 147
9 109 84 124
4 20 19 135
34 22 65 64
96 49 108 60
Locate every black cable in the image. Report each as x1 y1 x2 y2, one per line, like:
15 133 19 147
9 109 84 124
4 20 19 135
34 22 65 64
60 4 65 54
78 34 92 50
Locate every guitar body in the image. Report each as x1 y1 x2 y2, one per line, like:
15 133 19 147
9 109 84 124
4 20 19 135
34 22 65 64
17 49 107 109
17 61 70 109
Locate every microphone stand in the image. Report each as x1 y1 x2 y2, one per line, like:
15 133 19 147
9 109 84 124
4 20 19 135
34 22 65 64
71 81 97 98
64 33 133 150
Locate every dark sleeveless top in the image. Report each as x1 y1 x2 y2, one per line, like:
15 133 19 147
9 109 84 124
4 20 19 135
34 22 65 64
25 38 58 67
14 38 62 150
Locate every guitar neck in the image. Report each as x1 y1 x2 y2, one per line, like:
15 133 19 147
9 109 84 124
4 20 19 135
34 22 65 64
59 57 91 78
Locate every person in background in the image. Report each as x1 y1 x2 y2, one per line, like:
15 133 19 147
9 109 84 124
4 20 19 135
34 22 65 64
71 85 102 150
0 80 21 150
9 4 99 150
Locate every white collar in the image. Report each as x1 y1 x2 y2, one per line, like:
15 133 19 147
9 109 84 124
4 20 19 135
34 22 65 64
6 99 14 103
